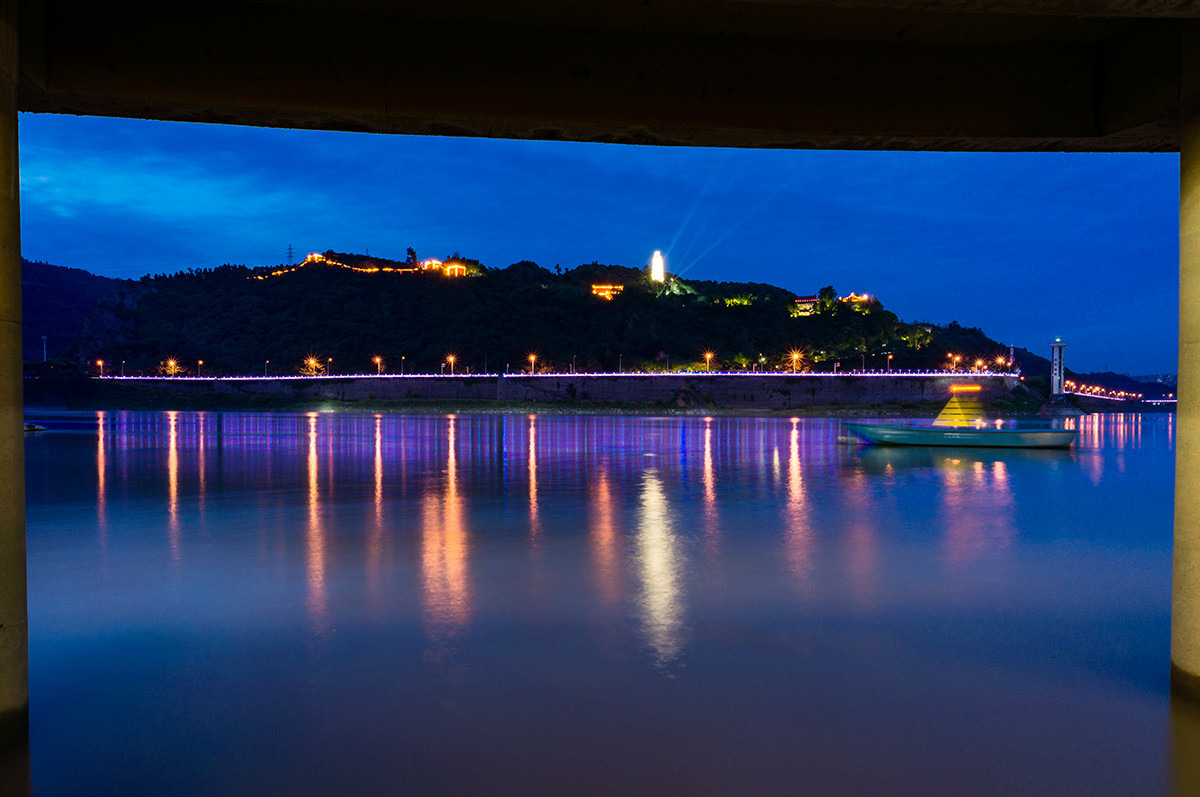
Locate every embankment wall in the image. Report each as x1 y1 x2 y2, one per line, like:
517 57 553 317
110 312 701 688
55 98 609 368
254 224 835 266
108 373 1019 409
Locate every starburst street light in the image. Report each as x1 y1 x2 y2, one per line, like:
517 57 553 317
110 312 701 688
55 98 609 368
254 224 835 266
528 354 537 374
704 351 714 372
447 355 456 375
373 356 383 374
789 349 803 373
96 359 104 376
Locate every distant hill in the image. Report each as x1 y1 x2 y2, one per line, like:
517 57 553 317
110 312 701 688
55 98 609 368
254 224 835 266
58 253 991 377
22 259 125 361
21 250 1171 400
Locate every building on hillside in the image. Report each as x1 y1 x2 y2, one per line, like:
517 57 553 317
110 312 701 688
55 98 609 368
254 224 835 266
793 295 818 316
840 292 874 312
592 284 624 300
444 263 467 277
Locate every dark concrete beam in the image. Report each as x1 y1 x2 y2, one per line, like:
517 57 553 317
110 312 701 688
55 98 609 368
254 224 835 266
14 1 1183 151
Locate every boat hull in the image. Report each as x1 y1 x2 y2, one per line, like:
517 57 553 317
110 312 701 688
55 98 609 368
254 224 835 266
845 421 1077 449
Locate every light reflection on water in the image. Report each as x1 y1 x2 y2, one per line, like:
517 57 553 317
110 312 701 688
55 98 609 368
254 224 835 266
20 410 1179 795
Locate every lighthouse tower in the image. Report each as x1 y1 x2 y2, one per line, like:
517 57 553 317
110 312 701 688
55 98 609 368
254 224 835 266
1049 337 1067 395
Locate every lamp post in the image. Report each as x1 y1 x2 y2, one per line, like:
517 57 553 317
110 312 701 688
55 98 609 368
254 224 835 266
401 356 405 375
887 353 893 372
529 354 537 374
374 356 382 374
705 352 713 372
197 360 203 377
618 354 622 373
327 357 333 375
791 352 799 373
265 359 269 377
96 359 104 376
447 355 456 376
572 354 576 374
120 360 125 377
834 362 840 374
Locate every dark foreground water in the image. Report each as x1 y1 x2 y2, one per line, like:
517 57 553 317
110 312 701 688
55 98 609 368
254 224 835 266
10 411 1192 794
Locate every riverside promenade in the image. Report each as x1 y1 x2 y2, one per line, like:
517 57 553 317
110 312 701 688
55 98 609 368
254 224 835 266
99 371 1020 410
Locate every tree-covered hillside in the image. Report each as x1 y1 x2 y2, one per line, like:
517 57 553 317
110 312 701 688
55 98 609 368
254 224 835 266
71 253 1019 378
22 259 125 361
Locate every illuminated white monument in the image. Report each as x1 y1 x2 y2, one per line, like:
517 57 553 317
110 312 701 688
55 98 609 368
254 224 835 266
650 250 665 283
1049 337 1067 395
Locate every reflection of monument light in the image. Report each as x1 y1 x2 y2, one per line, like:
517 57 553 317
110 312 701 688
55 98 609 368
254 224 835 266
635 471 685 665
651 249 665 283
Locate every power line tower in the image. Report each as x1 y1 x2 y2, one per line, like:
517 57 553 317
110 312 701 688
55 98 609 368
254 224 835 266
287 244 294 265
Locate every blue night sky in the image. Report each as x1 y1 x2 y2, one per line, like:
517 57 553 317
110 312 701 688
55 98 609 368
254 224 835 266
17 113 1179 375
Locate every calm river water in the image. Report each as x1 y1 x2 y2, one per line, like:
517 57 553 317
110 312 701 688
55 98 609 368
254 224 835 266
10 411 1194 794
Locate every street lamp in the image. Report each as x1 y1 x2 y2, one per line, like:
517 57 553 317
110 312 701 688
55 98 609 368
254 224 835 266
529 354 537 374
327 357 333 375
401 355 405 375
96 359 104 376
121 360 125 377
447 355 456 375
265 359 269 377
198 360 203 377
834 362 840 373
374 356 383 374
704 351 713 372
887 353 893 372
618 354 622 373
790 350 800 373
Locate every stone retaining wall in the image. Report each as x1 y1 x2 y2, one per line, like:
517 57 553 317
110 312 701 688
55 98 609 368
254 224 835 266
112 373 1018 409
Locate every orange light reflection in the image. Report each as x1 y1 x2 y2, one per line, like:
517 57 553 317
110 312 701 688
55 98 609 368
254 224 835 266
306 414 329 635
421 416 471 640
167 410 180 562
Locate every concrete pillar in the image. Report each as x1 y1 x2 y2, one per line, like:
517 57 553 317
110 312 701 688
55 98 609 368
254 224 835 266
1172 694 1200 795
1177 22 1200 701
0 0 27 747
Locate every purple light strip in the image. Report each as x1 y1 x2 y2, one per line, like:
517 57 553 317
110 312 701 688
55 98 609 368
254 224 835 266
94 370 1016 381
